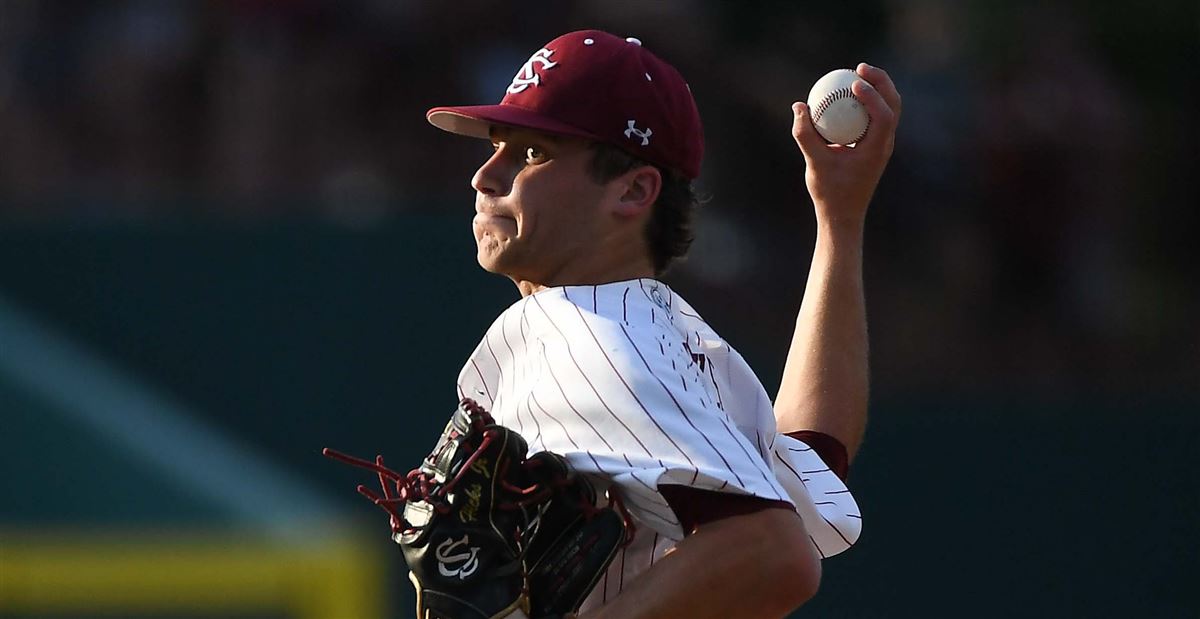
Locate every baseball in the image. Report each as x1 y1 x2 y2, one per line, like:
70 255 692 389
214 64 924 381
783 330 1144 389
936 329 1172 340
806 69 870 145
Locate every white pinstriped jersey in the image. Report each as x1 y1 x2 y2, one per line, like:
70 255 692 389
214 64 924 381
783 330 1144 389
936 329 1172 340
456 278 861 609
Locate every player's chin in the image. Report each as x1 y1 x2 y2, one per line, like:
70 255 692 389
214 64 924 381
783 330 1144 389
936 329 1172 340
476 255 524 280
476 252 503 274
474 238 513 274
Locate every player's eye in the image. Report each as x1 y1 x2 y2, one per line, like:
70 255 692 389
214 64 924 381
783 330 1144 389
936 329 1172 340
525 146 547 164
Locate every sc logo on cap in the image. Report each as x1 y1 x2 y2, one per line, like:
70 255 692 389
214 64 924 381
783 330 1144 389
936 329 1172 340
507 48 558 94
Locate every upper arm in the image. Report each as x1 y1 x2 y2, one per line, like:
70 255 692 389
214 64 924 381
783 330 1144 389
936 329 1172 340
683 507 821 604
581 507 821 619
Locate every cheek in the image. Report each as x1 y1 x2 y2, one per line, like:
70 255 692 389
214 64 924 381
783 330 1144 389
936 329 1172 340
511 165 602 244
514 198 563 246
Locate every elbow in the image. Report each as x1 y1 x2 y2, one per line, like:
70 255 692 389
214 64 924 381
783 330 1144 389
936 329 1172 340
749 509 823 612
777 524 822 607
785 538 822 606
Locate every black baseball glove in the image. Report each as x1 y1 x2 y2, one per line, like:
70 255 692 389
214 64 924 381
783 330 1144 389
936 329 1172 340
324 398 630 619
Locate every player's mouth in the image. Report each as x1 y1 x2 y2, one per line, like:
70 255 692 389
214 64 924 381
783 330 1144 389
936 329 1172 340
473 211 518 234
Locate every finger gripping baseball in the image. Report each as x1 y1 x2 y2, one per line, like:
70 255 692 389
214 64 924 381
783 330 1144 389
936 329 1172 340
324 398 629 619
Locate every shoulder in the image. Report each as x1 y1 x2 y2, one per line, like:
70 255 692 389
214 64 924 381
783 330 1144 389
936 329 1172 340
522 281 668 334
519 287 706 398
532 284 681 347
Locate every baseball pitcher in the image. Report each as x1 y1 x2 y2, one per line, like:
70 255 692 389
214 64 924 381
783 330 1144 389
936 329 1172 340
327 29 900 618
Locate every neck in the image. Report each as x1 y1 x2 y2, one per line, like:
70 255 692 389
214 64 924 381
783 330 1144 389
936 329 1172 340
513 258 655 298
509 224 658 297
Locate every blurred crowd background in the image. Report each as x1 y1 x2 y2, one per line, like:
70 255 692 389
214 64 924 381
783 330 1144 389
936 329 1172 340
1 1 1196 618
2 0 1196 394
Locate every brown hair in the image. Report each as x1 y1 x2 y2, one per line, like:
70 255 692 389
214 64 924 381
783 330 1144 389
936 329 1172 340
586 143 699 276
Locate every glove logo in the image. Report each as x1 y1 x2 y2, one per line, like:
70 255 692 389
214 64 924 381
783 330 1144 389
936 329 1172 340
435 535 480 579
507 48 558 94
470 457 492 478
459 483 483 523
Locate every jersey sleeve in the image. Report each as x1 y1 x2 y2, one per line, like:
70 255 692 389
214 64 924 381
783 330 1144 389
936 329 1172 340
772 433 862 557
524 291 791 540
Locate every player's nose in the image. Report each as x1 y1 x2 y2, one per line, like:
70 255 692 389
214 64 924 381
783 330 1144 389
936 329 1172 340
471 149 515 197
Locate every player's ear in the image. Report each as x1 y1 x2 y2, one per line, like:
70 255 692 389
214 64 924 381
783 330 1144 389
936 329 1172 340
612 165 661 218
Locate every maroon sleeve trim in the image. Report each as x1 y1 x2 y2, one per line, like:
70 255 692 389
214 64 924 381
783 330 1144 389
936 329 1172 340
660 485 793 536
785 430 849 481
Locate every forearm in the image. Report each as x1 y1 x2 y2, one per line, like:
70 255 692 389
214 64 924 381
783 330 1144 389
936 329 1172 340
776 63 899 460
774 220 869 459
577 509 820 619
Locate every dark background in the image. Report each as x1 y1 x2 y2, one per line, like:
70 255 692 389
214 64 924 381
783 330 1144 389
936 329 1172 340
0 1 1196 617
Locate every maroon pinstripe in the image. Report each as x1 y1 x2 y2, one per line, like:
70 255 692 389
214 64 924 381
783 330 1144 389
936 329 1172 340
533 292 653 457
566 304 701 466
619 322 751 488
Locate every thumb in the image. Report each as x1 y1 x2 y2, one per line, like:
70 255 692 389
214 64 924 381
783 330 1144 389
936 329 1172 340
791 102 826 158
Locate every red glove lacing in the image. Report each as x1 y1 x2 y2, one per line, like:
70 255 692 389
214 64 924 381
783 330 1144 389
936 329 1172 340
323 399 579 535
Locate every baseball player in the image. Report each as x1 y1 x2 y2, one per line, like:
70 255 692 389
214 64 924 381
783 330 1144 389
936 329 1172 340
425 30 899 617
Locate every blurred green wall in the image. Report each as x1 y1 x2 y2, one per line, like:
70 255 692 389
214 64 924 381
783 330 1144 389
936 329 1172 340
0 219 1194 618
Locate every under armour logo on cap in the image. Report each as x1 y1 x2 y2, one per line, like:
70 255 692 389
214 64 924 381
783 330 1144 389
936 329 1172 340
625 120 652 146
507 48 558 94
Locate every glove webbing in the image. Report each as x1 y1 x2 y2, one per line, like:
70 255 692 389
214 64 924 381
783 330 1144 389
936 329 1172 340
323 401 572 536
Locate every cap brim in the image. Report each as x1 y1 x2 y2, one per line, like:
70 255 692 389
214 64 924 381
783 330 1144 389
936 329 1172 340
427 104 600 141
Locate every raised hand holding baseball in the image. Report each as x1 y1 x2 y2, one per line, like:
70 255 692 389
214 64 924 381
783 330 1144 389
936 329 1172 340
793 63 901 227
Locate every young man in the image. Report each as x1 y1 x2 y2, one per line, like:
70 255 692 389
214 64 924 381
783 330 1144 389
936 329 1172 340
427 30 899 618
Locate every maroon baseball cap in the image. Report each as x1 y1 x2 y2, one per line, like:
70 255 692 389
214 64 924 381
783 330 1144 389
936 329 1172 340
427 30 704 179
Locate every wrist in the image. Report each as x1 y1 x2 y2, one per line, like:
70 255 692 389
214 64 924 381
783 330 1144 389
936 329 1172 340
813 212 866 238
813 218 865 251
